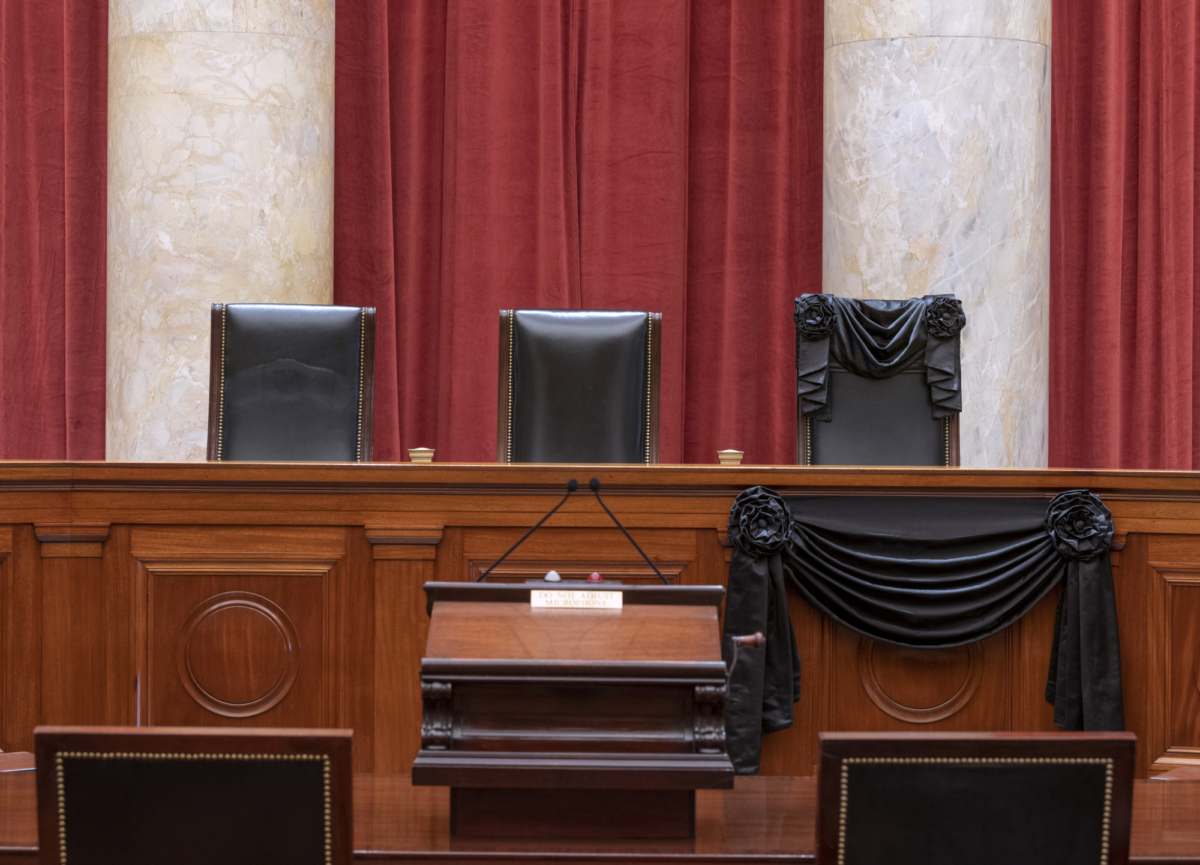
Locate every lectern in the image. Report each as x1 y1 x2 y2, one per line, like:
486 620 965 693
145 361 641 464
412 582 735 840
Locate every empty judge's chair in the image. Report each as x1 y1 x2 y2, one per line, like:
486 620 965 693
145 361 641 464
498 309 661 463
207 303 375 461
35 726 353 865
795 294 964 466
817 732 1136 865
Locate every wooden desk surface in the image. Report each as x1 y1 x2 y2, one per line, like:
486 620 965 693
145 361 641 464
426 601 722 663
0 770 1197 863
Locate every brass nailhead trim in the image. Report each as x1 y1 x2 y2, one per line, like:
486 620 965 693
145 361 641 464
357 309 366 462
645 312 652 465
806 416 812 464
507 311 514 464
218 305 227 460
55 751 333 865
944 417 950 466
836 757 1115 865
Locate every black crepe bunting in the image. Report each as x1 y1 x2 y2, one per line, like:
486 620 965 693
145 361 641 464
722 487 1124 774
794 294 963 422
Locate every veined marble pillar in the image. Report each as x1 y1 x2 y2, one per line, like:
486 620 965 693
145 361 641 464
823 1 1050 467
107 0 334 461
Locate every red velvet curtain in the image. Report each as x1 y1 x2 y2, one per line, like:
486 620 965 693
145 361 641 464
335 0 823 464
0 0 107 460
1051 0 1200 469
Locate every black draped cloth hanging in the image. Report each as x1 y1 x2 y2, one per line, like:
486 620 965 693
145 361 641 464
722 487 1124 774
795 294 964 421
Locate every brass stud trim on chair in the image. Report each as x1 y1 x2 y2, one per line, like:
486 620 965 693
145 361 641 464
357 309 366 462
645 312 652 465
835 757 1115 865
217 304 227 461
507 311 515 464
54 751 334 865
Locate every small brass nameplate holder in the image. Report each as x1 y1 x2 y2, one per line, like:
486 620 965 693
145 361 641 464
531 589 623 610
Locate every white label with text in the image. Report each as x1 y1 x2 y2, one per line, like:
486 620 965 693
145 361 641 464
530 589 623 610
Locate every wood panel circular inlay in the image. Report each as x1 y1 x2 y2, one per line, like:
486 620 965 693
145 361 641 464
176 592 299 718
858 637 983 724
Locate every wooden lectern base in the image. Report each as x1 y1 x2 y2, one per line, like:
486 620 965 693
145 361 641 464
450 788 696 840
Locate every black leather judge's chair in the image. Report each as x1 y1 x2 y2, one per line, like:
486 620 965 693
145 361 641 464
498 309 661 464
816 733 1136 865
795 295 963 467
207 303 375 461
35 726 353 865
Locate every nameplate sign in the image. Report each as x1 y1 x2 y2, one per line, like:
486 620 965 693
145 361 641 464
531 590 623 610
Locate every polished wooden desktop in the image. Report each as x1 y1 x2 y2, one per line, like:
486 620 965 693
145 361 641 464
0 763 1197 863
1 462 1200 779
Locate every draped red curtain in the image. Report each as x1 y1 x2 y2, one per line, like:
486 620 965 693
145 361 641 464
335 0 822 464
5 0 1197 468
0 0 107 460
1050 0 1200 469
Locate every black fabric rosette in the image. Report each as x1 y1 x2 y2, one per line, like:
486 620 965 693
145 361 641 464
794 295 838 341
1045 489 1115 559
728 486 793 557
924 296 966 338
723 488 1124 774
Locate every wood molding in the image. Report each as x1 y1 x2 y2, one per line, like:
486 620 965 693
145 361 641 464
35 524 109 559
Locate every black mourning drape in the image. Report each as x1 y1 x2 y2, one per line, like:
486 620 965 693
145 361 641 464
794 294 964 422
723 487 1124 774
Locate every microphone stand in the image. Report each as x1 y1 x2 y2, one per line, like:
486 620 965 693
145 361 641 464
588 478 669 585
476 479 578 581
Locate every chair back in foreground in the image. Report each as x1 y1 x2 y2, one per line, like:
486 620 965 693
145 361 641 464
35 726 352 865
817 732 1136 865
207 303 375 461
498 309 661 463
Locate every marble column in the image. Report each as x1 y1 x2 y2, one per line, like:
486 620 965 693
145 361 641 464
107 0 334 461
823 1 1050 467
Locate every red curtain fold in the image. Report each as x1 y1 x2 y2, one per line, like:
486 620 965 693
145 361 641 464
0 0 106 460
5 0 1198 467
1050 0 1200 469
335 0 823 464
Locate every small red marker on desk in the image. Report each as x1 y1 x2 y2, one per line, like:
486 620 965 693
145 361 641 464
587 571 603 582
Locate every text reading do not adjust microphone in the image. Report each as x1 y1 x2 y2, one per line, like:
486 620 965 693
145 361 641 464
476 479 578 582
588 478 669 585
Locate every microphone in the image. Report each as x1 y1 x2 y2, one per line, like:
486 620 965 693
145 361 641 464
588 478 669 585
476 479 578 581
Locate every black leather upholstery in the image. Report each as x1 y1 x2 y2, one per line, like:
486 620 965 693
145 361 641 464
817 734 1136 865
55 756 327 865
840 762 1109 865
210 304 373 461
506 310 653 464
35 727 353 865
808 363 945 466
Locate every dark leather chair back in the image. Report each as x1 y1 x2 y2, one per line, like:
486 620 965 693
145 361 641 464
817 732 1136 865
802 362 957 466
498 310 661 463
207 303 375 461
35 726 353 865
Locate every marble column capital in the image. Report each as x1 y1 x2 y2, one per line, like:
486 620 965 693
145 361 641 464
827 0 1049 47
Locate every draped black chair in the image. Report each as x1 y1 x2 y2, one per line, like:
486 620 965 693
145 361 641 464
35 726 353 865
207 303 375 461
497 309 661 464
795 294 964 466
816 732 1136 865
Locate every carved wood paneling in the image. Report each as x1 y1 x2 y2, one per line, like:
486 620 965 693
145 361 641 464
3 463 1200 776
